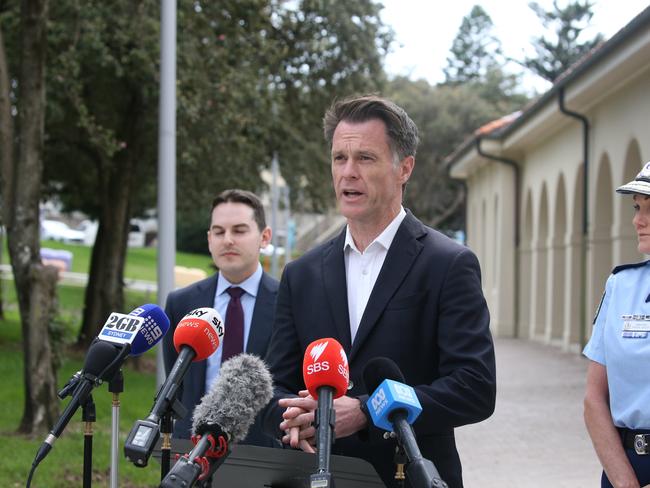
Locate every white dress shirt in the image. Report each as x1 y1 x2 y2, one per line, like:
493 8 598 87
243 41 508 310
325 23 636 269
344 207 406 342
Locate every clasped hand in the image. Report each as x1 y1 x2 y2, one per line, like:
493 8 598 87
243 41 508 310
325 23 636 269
278 390 368 453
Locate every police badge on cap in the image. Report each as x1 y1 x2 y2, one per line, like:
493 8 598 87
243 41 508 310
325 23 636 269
617 161 650 196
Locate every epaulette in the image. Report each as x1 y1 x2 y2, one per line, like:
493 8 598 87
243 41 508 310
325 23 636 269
612 260 650 274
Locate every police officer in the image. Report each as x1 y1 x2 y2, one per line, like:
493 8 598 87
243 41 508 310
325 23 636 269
584 160 650 488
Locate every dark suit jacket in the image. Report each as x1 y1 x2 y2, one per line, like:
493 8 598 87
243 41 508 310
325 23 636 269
261 212 496 488
163 270 279 447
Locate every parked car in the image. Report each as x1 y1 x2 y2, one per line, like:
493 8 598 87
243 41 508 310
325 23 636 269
128 221 146 248
40 219 85 244
79 218 148 247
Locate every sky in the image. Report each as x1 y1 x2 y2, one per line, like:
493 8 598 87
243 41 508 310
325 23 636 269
379 0 649 93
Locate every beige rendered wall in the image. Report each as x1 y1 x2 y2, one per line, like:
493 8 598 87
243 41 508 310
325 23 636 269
465 65 649 352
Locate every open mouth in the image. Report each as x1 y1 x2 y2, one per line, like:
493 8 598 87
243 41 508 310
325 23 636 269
342 190 363 197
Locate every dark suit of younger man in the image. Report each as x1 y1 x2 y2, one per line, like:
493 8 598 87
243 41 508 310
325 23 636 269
163 271 279 446
262 211 496 487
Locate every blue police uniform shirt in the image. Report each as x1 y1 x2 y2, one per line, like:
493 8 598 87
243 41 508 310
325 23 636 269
583 260 650 429
204 263 263 393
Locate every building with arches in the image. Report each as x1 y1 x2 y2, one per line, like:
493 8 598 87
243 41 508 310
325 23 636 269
446 7 649 351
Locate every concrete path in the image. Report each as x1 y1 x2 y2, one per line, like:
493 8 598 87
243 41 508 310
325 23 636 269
455 338 602 487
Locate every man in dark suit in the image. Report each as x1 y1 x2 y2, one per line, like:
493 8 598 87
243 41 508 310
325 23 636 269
163 189 279 447
261 96 496 487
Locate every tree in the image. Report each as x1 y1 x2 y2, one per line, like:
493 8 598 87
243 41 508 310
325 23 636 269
387 77 506 231
392 4 528 232
399 79 527 232
42 0 161 348
269 0 392 210
174 0 392 216
0 0 60 434
523 0 604 82
40 0 391 343
443 5 502 85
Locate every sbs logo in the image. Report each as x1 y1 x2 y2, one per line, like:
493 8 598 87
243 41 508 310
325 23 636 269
309 341 328 362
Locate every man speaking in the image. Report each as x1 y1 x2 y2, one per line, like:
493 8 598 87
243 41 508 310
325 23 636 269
261 95 496 487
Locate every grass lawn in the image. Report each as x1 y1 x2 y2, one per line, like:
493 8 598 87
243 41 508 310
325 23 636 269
0 306 163 487
0 243 219 487
37 240 216 280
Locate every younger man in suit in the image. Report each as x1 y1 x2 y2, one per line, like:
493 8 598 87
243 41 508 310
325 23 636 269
262 96 496 486
163 189 279 447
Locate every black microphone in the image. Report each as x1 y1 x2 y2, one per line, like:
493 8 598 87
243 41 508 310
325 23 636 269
160 353 273 488
125 307 224 467
364 357 448 488
31 304 170 469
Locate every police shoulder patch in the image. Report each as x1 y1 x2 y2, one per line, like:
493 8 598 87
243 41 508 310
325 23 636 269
612 260 650 274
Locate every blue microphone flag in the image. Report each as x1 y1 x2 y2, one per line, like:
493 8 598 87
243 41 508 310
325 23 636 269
367 379 422 432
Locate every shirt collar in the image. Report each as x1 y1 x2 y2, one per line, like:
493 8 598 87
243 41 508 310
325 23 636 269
344 206 406 254
217 263 263 297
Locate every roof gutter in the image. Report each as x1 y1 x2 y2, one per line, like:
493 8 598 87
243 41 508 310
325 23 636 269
475 138 520 338
558 86 590 347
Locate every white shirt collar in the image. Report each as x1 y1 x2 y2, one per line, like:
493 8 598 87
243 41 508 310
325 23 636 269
216 262 263 297
344 207 407 254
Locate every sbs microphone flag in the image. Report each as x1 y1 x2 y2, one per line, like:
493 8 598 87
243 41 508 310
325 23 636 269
302 338 349 488
302 337 349 399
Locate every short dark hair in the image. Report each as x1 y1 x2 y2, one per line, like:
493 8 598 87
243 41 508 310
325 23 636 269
323 94 419 162
211 189 267 231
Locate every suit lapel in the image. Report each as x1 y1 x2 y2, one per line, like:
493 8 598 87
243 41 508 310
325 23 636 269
198 274 218 309
322 230 352 351
350 212 425 359
193 274 219 389
247 272 276 355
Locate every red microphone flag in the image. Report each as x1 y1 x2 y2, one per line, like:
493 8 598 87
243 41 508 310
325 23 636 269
173 308 225 361
302 338 349 399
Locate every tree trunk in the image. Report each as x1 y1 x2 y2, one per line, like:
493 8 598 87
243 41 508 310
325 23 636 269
0 18 13 321
2 0 60 435
77 90 144 348
430 186 466 230
20 263 59 433
78 188 129 347
0 25 14 214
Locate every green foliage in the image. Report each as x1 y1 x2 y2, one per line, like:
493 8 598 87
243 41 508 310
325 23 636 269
388 71 528 230
176 207 212 255
269 0 392 210
43 0 160 218
390 3 531 231
175 0 392 219
444 5 502 85
523 0 604 82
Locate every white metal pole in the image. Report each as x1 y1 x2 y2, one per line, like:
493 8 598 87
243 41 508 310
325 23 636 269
156 0 177 386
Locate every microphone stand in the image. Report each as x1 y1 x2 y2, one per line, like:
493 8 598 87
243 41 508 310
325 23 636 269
109 370 124 488
160 412 174 479
394 444 407 488
82 393 96 488
391 413 448 488
311 386 335 488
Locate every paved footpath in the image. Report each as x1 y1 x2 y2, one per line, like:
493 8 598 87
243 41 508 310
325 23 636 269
455 338 602 487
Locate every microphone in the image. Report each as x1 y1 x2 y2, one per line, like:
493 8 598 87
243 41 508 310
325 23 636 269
125 307 224 467
302 338 349 488
364 357 447 488
31 304 170 468
160 353 273 488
